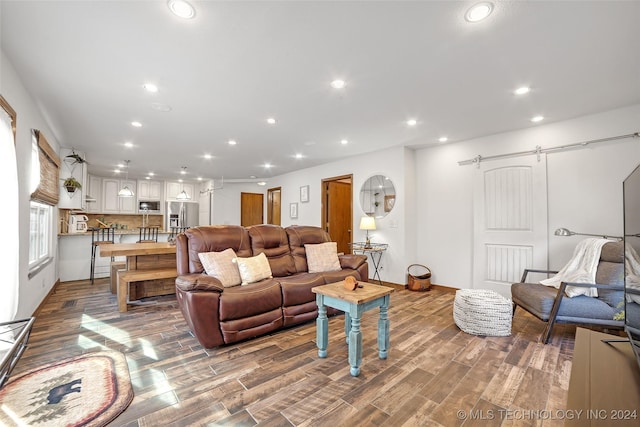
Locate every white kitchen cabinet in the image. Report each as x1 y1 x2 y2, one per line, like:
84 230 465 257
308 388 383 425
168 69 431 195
138 180 163 200
85 174 102 212
102 178 136 213
166 181 195 201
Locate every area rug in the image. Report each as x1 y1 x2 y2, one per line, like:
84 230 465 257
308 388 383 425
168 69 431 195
0 351 133 427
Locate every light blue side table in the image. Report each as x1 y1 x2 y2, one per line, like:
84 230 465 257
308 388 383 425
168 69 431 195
312 281 393 376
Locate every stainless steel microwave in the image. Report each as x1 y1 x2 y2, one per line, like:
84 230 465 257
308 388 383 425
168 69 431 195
139 200 160 213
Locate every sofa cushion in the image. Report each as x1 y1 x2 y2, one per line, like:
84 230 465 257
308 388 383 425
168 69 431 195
305 242 341 273
249 224 297 277
236 252 273 285
286 225 332 273
219 279 282 321
198 248 241 288
183 225 252 274
322 269 362 284
279 273 325 307
512 282 616 320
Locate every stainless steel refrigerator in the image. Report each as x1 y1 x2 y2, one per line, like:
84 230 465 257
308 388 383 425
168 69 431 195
166 201 199 230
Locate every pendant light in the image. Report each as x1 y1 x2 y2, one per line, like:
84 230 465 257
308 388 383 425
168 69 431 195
176 166 191 200
118 160 135 197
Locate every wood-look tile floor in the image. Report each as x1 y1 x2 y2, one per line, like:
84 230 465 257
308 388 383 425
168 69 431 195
14 279 584 426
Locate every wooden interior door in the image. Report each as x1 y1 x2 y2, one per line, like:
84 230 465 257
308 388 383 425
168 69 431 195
241 192 264 226
322 175 352 254
267 187 281 225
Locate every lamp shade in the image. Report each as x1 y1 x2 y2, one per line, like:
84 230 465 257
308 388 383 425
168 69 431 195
117 185 134 198
176 190 190 200
359 216 376 231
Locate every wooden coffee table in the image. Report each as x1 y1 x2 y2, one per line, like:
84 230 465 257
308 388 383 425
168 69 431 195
312 281 393 376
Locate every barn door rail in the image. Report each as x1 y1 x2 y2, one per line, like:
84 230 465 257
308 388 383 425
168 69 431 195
458 132 639 167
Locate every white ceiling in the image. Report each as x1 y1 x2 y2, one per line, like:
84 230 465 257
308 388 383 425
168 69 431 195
2 1 639 182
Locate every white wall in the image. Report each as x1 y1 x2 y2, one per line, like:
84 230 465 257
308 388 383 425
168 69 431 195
267 146 412 284
1 50 61 318
416 104 640 290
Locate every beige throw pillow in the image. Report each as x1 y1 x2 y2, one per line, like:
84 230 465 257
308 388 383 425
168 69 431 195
198 248 242 288
305 242 341 273
236 252 273 285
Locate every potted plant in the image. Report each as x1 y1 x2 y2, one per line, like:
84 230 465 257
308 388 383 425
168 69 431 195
63 176 82 193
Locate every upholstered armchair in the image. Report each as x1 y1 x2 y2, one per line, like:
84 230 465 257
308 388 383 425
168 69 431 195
511 241 624 343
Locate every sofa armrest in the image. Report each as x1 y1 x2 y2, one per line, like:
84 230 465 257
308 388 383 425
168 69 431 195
176 273 225 292
339 254 367 270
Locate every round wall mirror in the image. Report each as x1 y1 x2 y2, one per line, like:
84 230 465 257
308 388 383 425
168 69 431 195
360 175 396 218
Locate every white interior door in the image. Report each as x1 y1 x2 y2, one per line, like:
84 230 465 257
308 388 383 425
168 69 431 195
473 155 548 297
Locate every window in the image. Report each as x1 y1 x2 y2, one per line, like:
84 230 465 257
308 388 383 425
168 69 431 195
29 201 51 268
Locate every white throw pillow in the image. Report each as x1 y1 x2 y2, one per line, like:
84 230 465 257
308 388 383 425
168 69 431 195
198 248 241 288
235 252 273 285
305 242 341 273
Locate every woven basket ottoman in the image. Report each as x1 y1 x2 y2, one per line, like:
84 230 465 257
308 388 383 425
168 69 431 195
453 289 512 336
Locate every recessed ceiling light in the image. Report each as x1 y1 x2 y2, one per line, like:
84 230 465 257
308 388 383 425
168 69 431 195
531 115 544 122
167 0 196 19
131 121 142 127
331 79 346 89
295 153 303 159
228 140 237 145
143 83 158 93
115 169 121 173
124 142 133 148
257 181 267 186
148 172 155 176
340 139 349 145
145 176 151 180
180 168 187 175
465 2 494 23
250 175 257 179
117 163 124 168
406 119 417 126
439 136 448 143
514 86 530 95
264 163 272 168
203 154 212 159
266 118 276 125
197 177 203 181
178 178 183 183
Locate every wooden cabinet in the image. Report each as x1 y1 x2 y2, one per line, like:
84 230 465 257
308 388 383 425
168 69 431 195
137 180 162 201
565 328 640 426
102 178 136 213
166 181 195 201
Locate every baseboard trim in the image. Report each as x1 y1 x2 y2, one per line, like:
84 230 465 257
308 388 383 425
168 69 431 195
33 279 60 317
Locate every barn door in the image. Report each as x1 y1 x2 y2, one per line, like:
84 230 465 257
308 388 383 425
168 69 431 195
473 155 548 297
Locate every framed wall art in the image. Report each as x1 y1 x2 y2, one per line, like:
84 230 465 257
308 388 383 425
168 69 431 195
300 185 309 203
290 202 298 219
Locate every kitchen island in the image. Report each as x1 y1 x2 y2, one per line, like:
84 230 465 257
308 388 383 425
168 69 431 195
58 230 173 282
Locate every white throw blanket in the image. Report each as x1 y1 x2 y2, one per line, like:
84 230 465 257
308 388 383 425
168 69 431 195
540 238 609 297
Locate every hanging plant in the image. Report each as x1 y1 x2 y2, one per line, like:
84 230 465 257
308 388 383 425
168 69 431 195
63 176 82 193
65 150 87 165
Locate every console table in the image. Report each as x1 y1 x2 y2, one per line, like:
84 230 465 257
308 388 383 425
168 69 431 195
350 242 388 285
565 328 640 426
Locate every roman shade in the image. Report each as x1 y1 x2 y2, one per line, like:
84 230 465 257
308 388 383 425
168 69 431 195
30 129 60 206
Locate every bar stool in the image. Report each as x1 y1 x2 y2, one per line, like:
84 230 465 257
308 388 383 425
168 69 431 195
137 226 159 243
168 226 189 241
90 227 115 284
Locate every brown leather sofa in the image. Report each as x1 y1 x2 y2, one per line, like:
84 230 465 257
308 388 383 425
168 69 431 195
175 224 369 348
